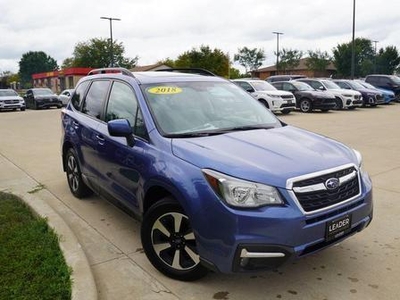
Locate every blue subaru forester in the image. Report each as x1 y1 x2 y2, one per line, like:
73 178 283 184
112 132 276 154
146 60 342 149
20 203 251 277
61 68 373 281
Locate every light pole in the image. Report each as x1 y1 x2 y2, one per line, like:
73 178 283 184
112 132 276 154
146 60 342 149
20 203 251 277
272 32 283 74
373 40 378 73
100 16 121 67
351 0 356 79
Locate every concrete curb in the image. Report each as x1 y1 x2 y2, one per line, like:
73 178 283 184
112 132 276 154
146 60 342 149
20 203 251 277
0 155 97 300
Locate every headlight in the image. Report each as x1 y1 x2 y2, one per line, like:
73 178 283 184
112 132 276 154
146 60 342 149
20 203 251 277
266 94 280 98
352 149 363 168
203 169 284 208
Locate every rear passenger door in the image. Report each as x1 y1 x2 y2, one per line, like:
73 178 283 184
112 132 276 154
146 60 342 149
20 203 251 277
69 79 110 191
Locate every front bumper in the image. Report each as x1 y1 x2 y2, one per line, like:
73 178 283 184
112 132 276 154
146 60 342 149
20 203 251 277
195 171 373 274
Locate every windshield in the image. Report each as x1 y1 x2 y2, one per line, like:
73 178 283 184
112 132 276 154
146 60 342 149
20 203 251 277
347 81 365 89
357 81 375 89
0 90 18 97
33 89 54 96
143 81 281 136
292 82 314 91
389 75 400 84
251 81 277 91
321 80 341 89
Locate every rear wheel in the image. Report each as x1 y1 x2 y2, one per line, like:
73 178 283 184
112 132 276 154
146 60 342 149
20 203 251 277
299 98 312 113
65 148 93 198
141 197 208 281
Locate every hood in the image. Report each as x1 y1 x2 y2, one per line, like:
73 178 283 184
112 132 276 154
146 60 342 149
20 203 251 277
328 88 360 96
301 90 335 99
255 90 294 97
0 96 23 101
171 126 357 188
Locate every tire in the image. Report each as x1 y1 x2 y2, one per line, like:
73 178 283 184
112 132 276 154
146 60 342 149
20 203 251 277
281 109 291 115
65 148 93 198
334 98 343 110
20 107 26 111
34 101 39 110
141 197 208 281
259 99 269 109
299 98 312 113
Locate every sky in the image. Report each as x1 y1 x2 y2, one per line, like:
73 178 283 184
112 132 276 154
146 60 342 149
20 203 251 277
1 0 400 74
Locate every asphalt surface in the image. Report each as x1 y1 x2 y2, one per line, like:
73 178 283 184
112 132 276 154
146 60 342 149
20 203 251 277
0 104 399 300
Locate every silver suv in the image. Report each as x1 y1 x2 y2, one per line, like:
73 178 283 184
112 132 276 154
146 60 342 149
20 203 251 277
233 79 296 114
0 89 26 111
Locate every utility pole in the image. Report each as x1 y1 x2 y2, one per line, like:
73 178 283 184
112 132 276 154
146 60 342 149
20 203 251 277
373 40 378 73
351 0 356 79
100 16 121 67
272 32 283 74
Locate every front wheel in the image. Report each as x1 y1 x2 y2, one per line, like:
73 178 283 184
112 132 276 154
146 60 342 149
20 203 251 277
281 109 291 115
299 99 312 113
141 197 208 281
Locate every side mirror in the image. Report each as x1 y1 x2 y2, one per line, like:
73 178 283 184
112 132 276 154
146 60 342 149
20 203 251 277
108 119 135 147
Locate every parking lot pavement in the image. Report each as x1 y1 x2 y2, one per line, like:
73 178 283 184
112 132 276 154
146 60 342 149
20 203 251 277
0 105 399 300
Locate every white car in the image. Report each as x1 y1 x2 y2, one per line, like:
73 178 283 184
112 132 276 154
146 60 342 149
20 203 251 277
0 89 26 111
58 89 74 106
232 79 296 114
297 79 363 109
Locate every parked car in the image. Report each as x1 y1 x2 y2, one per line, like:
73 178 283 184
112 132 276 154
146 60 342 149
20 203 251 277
24 88 62 109
332 79 385 106
232 79 296 114
296 78 363 110
58 89 74 106
365 74 400 102
61 67 373 281
266 74 306 83
355 80 395 104
271 81 336 113
0 89 25 111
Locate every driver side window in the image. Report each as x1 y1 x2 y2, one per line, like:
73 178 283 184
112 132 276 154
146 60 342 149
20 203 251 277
105 81 147 139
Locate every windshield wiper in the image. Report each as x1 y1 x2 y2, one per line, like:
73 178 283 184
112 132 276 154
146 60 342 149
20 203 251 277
164 125 275 138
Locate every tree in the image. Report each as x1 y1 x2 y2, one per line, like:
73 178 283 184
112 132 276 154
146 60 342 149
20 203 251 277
233 47 265 75
18 51 58 87
333 38 375 78
174 45 230 77
66 38 138 69
277 48 303 73
376 46 400 74
305 50 332 72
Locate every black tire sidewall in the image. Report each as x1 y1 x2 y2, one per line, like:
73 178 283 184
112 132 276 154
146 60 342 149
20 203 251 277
141 197 208 281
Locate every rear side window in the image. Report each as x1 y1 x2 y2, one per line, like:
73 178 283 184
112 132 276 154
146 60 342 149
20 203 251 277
71 81 90 110
82 80 110 119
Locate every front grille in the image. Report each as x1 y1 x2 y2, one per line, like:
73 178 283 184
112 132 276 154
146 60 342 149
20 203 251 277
5 100 19 104
281 103 296 108
292 167 360 213
281 95 295 100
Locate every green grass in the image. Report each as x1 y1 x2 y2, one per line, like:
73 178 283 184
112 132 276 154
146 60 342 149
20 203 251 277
0 191 72 300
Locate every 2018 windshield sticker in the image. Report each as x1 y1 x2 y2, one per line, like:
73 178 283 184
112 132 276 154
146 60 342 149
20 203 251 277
148 86 182 94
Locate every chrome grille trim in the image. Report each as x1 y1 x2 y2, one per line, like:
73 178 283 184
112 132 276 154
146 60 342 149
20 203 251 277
287 164 362 215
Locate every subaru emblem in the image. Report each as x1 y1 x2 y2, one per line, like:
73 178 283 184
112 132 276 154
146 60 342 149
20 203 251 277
325 178 340 190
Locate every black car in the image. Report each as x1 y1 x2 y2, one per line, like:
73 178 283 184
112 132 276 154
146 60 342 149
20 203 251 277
332 80 385 106
271 81 337 113
24 88 62 109
365 74 400 102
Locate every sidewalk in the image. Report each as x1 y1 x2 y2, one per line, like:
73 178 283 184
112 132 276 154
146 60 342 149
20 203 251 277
0 154 97 300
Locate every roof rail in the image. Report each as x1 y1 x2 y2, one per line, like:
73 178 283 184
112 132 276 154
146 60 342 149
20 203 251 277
87 67 135 78
156 68 216 77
